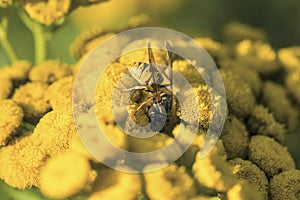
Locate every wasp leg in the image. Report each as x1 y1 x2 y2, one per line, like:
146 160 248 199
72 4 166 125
136 96 153 111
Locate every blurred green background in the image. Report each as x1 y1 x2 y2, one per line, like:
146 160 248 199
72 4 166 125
1 0 300 66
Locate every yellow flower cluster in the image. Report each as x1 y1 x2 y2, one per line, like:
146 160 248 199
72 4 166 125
0 21 300 200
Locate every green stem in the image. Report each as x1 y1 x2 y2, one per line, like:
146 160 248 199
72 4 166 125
0 13 19 63
31 22 46 64
22 121 35 132
18 10 46 64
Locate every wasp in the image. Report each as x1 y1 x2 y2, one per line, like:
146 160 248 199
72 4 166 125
125 42 179 134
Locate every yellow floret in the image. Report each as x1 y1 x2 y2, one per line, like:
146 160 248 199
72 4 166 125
69 133 98 161
262 81 299 133
270 169 300 200
70 26 114 59
173 59 205 85
12 82 50 121
235 40 279 74
223 22 267 43
0 60 32 82
219 69 255 119
33 111 76 156
228 158 269 199
0 134 46 189
221 116 249 159
247 105 286 144
219 61 262 97
278 46 300 72
0 77 13 100
0 99 24 146
128 13 150 27
94 62 128 114
248 135 295 177
192 139 236 192
24 0 71 25
0 0 13 7
89 167 141 200
193 84 224 130
226 181 264 200
45 76 74 112
286 70 300 104
29 60 72 84
144 164 196 200
195 37 228 59
39 150 91 199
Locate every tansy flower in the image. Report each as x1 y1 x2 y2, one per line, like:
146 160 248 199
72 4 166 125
0 134 46 189
45 76 74 112
23 0 71 25
261 81 299 133
247 105 286 144
39 150 91 199
29 60 72 84
88 166 141 200
228 158 269 199
226 181 264 200
278 46 300 72
270 169 300 200
286 69 300 104
219 62 262 97
223 22 267 43
218 69 255 119
248 135 295 177
221 116 249 159
12 82 50 121
235 40 279 74
0 99 24 146
33 110 76 156
144 164 196 200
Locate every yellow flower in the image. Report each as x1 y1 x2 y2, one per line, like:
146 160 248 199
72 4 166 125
0 60 32 82
89 167 141 200
247 105 286 144
221 116 249 159
173 60 205 86
0 134 46 189
248 135 295 177
261 81 299 133
33 110 76 156
29 60 72 84
228 158 268 199
286 69 300 104
220 69 255 119
0 77 12 100
144 164 196 200
0 99 24 146
219 61 262 97
270 169 300 200
12 82 50 121
235 40 279 74
192 139 235 192
24 0 71 25
39 150 91 199
45 76 74 112
278 46 300 72
223 22 267 43
227 181 264 200
70 26 115 59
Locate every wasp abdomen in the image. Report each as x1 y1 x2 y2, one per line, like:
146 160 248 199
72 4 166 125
148 103 167 132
